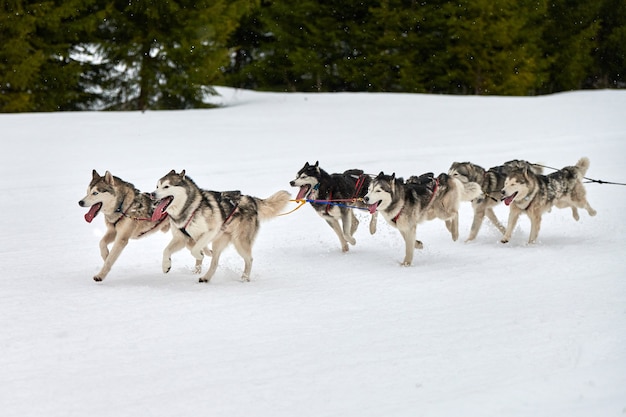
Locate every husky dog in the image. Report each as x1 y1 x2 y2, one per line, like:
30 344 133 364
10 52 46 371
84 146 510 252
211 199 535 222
289 161 377 252
78 170 171 282
448 160 543 241
152 170 291 282
500 157 597 244
363 172 481 265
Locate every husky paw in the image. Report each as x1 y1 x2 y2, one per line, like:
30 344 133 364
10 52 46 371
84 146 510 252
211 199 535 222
193 265 202 274
93 275 103 282
401 260 412 266
341 243 350 252
163 258 172 273
415 240 424 250
241 274 250 282
500 238 509 244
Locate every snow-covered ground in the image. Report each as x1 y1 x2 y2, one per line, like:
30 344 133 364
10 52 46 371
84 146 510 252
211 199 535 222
1 88 625 417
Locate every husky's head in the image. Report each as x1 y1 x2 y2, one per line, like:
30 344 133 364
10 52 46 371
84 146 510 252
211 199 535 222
363 172 396 213
290 161 321 200
78 170 120 223
151 170 190 220
501 169 532 206
448 162 475 184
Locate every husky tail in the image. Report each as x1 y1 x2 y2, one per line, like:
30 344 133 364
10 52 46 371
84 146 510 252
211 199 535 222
575 157 590 178
451 177 482 201
257 190 292 220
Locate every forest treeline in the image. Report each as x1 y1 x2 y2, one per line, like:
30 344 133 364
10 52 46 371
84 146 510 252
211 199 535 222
1 0 624 112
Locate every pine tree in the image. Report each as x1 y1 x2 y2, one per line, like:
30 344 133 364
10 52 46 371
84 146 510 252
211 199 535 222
1 0 101 112
84 0 256 110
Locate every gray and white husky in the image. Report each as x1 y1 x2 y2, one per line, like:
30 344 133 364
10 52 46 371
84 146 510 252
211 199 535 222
448 160 543 241
152 170 291 282
364 172 481 265
78 170 171 282
290 161 377 252
500 157 597 244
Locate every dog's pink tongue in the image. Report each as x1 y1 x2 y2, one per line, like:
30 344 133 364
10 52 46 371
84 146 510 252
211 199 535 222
368 201 379 214
152 198 171 222
84 203 101 223
296 186 309 200
503 193 517 206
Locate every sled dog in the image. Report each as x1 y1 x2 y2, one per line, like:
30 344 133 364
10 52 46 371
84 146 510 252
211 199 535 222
152 170 291 282
364 172 481 265
78 170 171 282
448 160 543 241
500 157 597 244
290 161 377 252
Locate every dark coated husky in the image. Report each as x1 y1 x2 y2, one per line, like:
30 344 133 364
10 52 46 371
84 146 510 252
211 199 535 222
152 170 291 282
290 161 377 252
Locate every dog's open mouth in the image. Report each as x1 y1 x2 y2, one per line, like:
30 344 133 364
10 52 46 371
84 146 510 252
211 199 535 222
295 184 311 200
368 201 381 214
152 196 173 222
502 192 518 206
84 202 102 223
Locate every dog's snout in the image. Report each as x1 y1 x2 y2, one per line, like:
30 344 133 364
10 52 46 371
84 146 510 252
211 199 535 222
150 192 157 200
500 189 506 196
78 200 85 207
363 196 370 203
289 180 296 187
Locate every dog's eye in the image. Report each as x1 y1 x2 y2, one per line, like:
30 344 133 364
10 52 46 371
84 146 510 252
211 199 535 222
163 185 169 189
92 191 98 196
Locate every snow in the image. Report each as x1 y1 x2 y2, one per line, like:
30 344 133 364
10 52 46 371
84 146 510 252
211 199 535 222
1 88 626 417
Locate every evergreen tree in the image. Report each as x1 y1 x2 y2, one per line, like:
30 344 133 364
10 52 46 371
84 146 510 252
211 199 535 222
540 0 602 92
593 0 626 88
85 0 256 110
0 0 94 112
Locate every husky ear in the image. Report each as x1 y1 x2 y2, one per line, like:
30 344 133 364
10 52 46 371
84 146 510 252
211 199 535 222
92 169 100 180
180 169 186 179
391 172 396 180
377 171 384 178
523 166 530 181
314 161 319 167
304 162 310 168
103 170 114 184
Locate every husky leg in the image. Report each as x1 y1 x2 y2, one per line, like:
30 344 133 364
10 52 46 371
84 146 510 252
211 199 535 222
162 234 187 273
200 235 229 283
571 207 580 221
466 205 486 242
399 227 417 266
528 212 542 244
99 227 116 261
232 237 254 282
369 212 378 235
341 211 357 245
446 213 459 241
325 218 350 252
485 207 506 235
501 208 521 244
94 235 129 282
348 211 360 237
582 201 597 217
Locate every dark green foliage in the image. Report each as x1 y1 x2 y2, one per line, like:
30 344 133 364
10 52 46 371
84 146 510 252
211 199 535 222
1 0 623 112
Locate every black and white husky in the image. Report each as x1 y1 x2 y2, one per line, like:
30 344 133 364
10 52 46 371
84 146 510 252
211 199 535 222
152 170 291 282
364 172 481 266
290 161 377 252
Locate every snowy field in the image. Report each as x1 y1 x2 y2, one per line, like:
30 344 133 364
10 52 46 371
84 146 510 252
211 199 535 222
1 88 626 417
